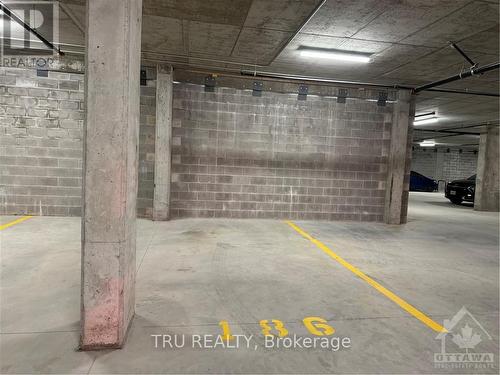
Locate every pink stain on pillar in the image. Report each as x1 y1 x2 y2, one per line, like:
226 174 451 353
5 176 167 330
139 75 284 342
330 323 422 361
82 277 124 348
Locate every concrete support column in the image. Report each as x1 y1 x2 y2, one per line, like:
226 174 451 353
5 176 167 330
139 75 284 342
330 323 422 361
474 125 499 212
152 64 173 221
384 90 415 224
80 0 142 349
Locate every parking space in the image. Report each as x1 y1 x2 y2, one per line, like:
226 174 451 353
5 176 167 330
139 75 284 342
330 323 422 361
1 193 498 373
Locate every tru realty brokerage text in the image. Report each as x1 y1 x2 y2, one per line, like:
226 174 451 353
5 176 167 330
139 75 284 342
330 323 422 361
151 334 351 351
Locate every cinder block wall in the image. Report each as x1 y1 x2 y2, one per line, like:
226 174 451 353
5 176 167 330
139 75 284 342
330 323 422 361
411 148 477 181
442 150 477 180
411 147 435 178
2 68 397 222
0 67 156 217
171 83 392 221
137 68 156 218
0 68 84 216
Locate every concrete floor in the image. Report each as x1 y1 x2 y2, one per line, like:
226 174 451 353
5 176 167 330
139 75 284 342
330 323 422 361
0 192 498 374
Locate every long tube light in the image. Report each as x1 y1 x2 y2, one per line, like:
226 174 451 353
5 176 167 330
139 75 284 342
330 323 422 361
414 117 439 125
299 48 371 63
420 140 436 147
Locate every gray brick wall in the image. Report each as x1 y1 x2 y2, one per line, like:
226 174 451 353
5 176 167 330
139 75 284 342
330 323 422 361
411 148 436 178
441 150 477 181
0 67 156 217
137 68 156 218
170 83 392 221
2 69 401 222
0 67 84 216
412 148 477 182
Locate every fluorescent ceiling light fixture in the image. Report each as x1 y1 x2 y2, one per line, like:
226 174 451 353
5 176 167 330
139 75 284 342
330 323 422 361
414 117 439 125
299 48 371 63
420 140 436 147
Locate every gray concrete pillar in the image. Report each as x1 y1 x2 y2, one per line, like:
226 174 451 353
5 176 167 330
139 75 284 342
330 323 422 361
80 0 142 349
152 64 173 221
474 125 499 212
384 90 415 224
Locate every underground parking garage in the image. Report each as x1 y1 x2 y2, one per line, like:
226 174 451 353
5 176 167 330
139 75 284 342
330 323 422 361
0 0 499 374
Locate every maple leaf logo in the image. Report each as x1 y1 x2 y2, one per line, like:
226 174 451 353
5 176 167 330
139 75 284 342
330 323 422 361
452 324 482 350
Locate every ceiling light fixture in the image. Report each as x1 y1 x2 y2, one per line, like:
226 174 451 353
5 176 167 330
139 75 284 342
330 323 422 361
420 140 436 147
299 48 371 63
414 117 439 125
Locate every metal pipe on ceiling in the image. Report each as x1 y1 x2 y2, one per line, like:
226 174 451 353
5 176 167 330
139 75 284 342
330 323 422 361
450 42 477 67
413 121 498 133
440 122 499 132
424 88 500 97
240 69 408 90
412 122 500 142
240 69 500 98
4 0 495 99
456 143 480 147
413 123 499 143
153 60 500 97
139 54 499 98
414 129 481 136
176 67 402 100
415 111 435 118
414 62 500 93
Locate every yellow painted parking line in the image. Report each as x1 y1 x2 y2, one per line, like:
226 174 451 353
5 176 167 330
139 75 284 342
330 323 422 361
285 220 447 333
0 216 33 231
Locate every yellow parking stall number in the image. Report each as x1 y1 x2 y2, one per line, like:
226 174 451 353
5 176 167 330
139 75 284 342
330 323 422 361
218 320 235 341
219 317 334 338
259 319 289 337
303 316 335 336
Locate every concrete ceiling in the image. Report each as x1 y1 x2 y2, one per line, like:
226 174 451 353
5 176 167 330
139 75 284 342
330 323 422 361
11 0 500 147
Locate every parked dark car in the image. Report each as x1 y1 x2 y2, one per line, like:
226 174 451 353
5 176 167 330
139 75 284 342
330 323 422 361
410 171 438 192
445 175 476 204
